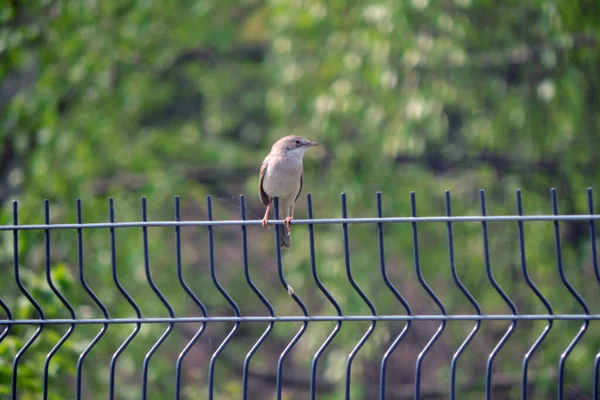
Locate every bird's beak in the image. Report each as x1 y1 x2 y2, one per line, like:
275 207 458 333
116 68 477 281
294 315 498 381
306 141 319 147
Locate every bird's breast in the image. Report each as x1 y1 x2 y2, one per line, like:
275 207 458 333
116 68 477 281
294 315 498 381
262 155 303 199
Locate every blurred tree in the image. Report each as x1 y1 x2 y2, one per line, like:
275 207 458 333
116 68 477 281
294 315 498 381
1 0 599 399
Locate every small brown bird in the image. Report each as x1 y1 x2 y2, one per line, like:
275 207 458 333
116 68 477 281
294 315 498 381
259 135 319 247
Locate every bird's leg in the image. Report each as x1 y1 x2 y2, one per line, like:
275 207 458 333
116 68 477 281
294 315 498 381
261 200 271 228
283 205 294 234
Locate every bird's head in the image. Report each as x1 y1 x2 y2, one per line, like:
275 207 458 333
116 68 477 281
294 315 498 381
272 135 319 157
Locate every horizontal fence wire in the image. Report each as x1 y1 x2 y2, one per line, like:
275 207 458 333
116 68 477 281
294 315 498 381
0 189 599 400
2 214 600 231
2 314 600 324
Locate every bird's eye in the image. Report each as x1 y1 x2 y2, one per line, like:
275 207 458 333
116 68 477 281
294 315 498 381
295 139 301 145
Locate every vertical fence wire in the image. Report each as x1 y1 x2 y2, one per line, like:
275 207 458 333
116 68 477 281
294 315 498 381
174 196 208 400
75 199 109 400
42 200 76 400
273 197 309 400
11 201 45 400
551 189 590 399
378 191 412 400
108 197 142 400
140 197 175 400
241 194 275 400
481 190 518 400
516 190 554 400
307 192 343 400
588 189 600 400
207 195 241 400
341 193 377 400
446 191 482 400
411 192 447 400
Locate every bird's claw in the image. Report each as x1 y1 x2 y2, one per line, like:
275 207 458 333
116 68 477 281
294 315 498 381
283 217 292 234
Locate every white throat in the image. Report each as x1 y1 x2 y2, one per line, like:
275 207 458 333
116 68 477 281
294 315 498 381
286 146 307 160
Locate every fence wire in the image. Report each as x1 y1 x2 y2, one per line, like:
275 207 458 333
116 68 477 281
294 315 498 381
0 189 599 400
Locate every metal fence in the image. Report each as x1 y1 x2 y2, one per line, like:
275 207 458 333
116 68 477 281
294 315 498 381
0 189 599 400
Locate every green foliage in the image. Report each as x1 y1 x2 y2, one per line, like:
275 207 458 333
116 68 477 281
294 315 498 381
1 0 599 399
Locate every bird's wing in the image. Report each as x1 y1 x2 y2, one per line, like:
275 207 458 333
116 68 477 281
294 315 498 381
258 159 270 206
294 169 303 203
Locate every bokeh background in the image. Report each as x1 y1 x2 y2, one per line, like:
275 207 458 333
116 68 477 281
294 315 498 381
1 0 600 399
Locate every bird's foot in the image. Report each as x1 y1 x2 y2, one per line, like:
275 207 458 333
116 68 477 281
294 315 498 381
283 217 293 234
262 202 271 228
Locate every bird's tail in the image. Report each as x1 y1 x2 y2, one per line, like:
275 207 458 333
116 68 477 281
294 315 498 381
279 223 291 248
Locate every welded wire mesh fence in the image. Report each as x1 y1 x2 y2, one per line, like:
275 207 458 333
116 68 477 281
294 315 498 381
0 189 599 400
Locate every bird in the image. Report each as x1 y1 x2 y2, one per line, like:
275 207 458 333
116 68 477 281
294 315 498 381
259 135 319 247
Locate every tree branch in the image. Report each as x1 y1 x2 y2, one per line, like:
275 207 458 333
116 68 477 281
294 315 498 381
394 150 564 176
159 44 268 79
470 32 598 68
404 32 598 71
89 166 254 196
